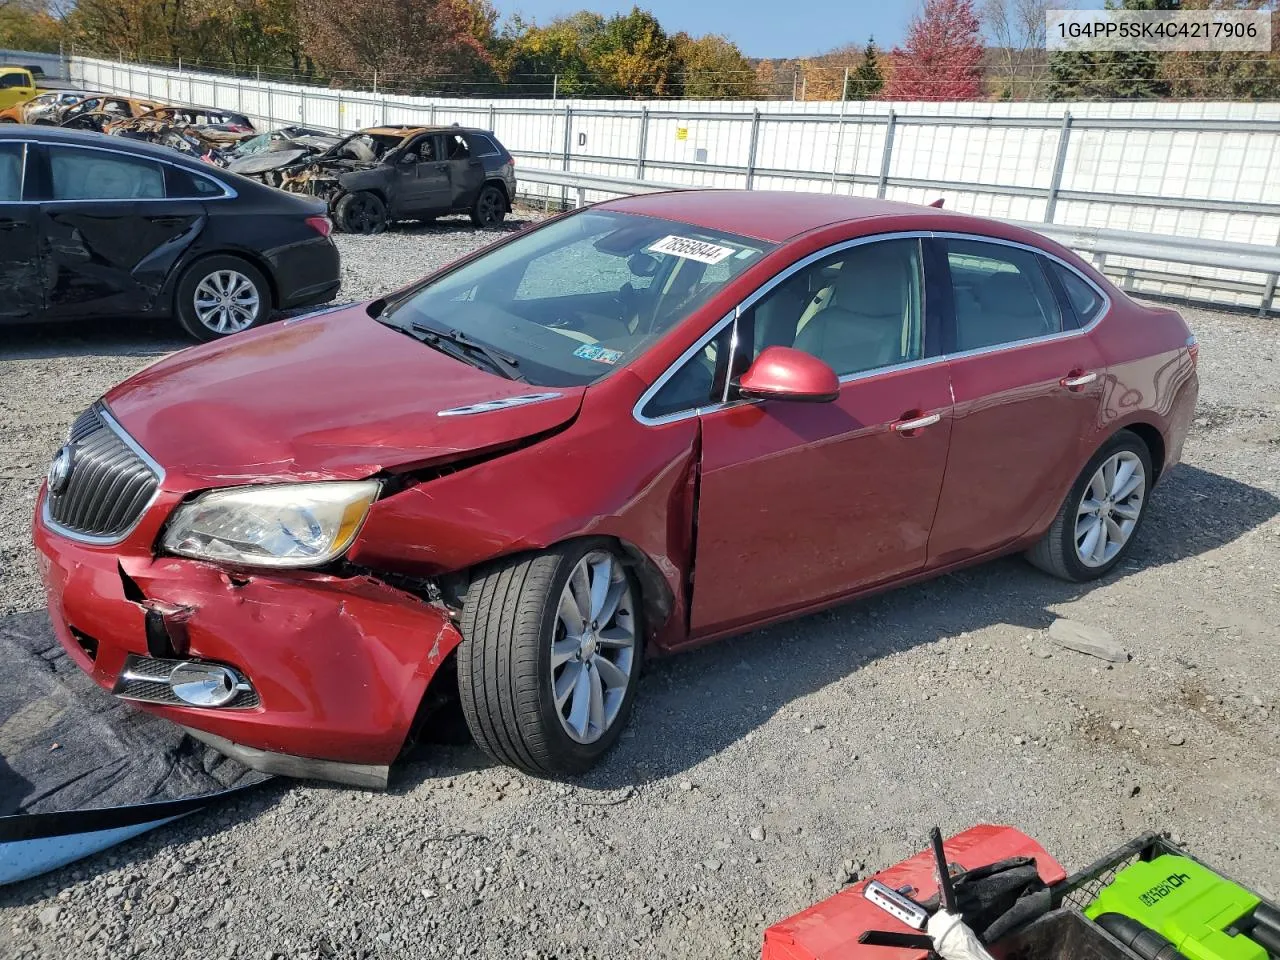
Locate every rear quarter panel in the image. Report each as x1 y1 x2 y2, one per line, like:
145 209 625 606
1089 297 1199 480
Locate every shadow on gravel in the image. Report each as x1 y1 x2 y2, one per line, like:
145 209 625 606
518 463 1276 792
371 214 538 237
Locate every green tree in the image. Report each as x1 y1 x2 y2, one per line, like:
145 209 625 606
501 16 597 95
1047 0 1175 100
0 0 63 52
846 38 885 99
588 7 676 97
672 32 756 98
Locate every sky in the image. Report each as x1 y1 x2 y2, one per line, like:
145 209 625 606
493 0 919 59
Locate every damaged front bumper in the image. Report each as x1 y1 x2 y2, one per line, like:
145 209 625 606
33 498 463 788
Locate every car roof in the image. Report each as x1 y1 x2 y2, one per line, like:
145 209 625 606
359 124 492 138
600 190 963 244
0 124 224 166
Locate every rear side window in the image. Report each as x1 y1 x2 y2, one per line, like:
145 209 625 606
165 164 226 198
945 239 1063 351
48 145 165 200
1050 261 1106 325
0 143 24 201
467 133 501 158
446 134 470 160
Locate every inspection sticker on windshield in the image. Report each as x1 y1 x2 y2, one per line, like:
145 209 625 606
574 344 624 365
647 235 737 265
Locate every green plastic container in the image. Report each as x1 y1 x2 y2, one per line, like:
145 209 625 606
1085 854 1266 960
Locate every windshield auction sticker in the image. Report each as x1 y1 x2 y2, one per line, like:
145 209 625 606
647 235 737 265
1047 10 1271 52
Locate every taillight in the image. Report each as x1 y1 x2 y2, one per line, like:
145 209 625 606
305 215 332 238
1186 334 1199 367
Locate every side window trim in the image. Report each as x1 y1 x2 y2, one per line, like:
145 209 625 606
931 232 1110 350
633 230 1111 428
16 140 237 203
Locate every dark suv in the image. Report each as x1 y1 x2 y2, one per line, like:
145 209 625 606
242 124 518 233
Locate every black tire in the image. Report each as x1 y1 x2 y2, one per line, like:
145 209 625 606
469 184 506 228
334 191 388 235
1025 430 1154 582
457 539 644 777
173 255 272 342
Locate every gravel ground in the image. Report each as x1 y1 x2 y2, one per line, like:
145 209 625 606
1 212 1278 960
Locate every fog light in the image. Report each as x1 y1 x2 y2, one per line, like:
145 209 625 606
169 662 250 707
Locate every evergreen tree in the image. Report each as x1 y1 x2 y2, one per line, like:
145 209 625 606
1047 0 1175 100
846 38 885 99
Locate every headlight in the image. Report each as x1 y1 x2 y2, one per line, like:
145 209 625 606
162 481 379 568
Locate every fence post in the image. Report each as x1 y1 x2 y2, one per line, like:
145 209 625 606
237 80 244 114
561 103 573 208
1260 271 1277 317
1044 110 1073 223
830 67 850 193
876 110 897 199
636 107 649 179
267 84 275 126
745 108 760 189
489 103 496 133
430 103 437 124
337 89 343 131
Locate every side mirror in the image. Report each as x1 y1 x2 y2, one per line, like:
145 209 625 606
737 346 839 403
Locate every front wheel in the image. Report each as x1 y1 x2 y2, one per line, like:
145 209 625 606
457 540 643 777
469 184 506 228
1026 430 1153 581
174 255 271 341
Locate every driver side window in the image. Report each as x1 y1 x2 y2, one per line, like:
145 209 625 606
746 238 924 377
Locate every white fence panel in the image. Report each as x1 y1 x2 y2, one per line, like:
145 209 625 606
65 54 1280 311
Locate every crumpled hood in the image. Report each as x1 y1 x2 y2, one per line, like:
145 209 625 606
104 304 585 490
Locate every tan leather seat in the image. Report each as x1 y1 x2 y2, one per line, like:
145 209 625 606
793 245 912 375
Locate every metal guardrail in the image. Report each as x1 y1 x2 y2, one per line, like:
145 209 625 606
515 167 1280 315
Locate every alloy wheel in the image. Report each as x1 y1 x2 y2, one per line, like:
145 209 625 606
550 551 637 744
477 189 501 225
1074 450 1146 568
193 269 260 335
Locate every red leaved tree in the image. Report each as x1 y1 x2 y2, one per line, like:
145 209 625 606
886 0 985 101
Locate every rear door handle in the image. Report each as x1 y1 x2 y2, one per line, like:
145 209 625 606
1060 371 1098 390
0 220 23 231
151 216 188 227
892 413 941 434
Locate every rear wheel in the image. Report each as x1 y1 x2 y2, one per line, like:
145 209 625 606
457 540 643 777
470 184 506 228
1026 430 1153 582
174 255 271 341
334 190 388 234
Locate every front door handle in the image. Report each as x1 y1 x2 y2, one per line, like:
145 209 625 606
1060 371 1098 390
892 412 941 434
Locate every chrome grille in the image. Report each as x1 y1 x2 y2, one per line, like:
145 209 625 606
113 655 260 710
45 404 160 542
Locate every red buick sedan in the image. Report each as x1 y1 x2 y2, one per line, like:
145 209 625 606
34 191 1199 785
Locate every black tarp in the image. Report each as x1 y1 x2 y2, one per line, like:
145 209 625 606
0 611 270 885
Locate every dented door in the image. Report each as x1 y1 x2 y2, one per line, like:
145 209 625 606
0 141 41 319
37 143 204 318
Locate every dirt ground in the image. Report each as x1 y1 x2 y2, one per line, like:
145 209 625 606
1 218 1277 960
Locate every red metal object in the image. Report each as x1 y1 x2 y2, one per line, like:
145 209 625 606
33 191 1200 772
738 347 840 402
761 825 1068 960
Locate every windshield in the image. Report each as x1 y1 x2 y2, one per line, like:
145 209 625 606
380 210 773 387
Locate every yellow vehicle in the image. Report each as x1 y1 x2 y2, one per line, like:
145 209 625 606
0 67 39 111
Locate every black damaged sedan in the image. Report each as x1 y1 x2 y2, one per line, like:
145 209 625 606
0 126 340 341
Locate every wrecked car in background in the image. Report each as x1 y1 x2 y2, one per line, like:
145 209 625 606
222 125 342 184
59 95 165 133
247 124 516 233
33 191 1198 787
0 90 92 125
106 105 256 158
